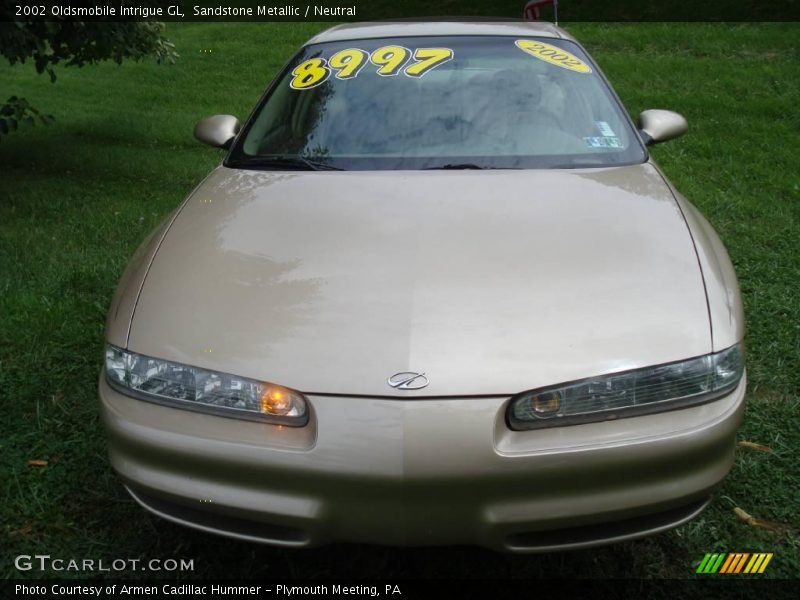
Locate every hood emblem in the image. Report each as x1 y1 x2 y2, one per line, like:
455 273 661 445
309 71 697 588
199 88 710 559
387 372 429 390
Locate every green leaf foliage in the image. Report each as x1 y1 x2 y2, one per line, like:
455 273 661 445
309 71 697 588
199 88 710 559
0 0 177 137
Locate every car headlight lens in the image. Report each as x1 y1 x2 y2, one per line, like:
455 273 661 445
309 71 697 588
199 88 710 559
508 343 744 430
104 345 308 425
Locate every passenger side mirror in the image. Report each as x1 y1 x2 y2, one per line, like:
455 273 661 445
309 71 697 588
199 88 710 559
194 114 240 149
638 109 688 145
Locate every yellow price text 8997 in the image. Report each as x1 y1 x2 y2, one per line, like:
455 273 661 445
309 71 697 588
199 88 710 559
289 46 454 90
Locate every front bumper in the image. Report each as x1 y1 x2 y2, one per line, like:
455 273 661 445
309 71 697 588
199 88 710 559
99 374 746 552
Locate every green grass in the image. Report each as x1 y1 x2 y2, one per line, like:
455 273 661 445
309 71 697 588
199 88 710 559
1 22 798 582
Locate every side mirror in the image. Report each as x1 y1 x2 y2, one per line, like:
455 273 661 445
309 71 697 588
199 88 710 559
193 114 240 149
638 109 688 145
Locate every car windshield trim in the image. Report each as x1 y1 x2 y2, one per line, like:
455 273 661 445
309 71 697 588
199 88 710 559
235 155 346 171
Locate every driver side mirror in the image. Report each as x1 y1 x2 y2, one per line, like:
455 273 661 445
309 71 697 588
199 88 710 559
194 114 240 149
638 109 688 146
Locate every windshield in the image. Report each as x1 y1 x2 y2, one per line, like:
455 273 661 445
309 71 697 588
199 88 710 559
229 35 646 170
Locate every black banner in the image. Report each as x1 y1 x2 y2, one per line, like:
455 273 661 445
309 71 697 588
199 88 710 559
1 0 800 22
4 579 799 600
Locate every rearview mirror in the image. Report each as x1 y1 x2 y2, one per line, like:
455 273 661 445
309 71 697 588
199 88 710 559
638 109 688 145
194 114 240 148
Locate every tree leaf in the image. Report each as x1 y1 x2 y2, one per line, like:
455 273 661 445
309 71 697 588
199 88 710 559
734 507 790 532
737 440 773 453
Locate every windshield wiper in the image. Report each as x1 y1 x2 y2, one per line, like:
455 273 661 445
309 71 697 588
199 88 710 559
424 163 486 170
237 156 345 171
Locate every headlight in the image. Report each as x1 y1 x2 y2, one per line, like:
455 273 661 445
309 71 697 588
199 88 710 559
104 345 308 426
508 343 744 430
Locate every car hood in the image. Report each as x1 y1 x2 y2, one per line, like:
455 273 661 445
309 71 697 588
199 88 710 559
128 163 711 397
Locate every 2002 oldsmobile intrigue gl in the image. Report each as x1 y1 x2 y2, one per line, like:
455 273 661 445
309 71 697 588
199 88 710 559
100 21 745 552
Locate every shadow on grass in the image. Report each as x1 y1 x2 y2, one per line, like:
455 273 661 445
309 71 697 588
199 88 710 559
0 119 216 191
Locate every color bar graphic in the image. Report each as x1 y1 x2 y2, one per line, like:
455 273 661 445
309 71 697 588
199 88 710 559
698 552 773 574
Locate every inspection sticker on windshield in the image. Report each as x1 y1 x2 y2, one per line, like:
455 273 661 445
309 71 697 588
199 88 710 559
596 121 616 137
515 40 592 74
290 46 454 89
584 136 623 149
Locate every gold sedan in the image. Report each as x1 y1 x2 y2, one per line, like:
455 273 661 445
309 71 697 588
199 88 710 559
99 21 745 552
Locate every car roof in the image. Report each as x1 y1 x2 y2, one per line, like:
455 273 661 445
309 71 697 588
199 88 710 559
306 20 576 45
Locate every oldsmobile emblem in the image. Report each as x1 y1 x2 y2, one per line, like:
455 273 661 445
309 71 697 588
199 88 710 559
387 372 429 390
